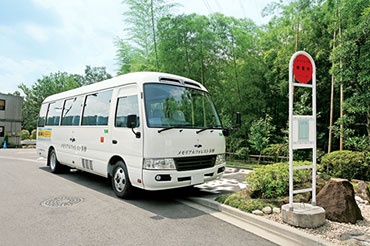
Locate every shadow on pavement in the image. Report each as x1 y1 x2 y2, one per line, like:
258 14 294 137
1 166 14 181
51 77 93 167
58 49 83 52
39 166 215 220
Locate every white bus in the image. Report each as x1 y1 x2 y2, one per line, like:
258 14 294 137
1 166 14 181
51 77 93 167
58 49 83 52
36 72 226 198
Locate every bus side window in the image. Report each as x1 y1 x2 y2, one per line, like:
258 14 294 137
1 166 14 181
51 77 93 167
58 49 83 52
82 90 112 126
115 95 139 128
38 104 49 127
61 96 83 126
45 101 63 126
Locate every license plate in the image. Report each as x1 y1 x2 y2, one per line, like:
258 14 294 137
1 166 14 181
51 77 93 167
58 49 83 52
191 174 204 185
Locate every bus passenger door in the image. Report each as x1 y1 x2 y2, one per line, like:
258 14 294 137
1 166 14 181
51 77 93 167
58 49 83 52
110 84 143 188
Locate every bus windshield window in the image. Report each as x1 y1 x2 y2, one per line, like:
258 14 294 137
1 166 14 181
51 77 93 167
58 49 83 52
144 83 222 128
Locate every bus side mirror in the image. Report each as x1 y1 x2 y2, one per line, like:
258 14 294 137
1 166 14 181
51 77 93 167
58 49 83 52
222 128 229 137
127 114 141 138
236 112 241 127
127 114 137 128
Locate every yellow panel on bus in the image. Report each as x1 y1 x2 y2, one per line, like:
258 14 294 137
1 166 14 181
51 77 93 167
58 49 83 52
37 128 52 141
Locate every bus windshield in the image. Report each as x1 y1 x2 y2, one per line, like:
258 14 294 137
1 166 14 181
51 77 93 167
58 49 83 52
144 83 222 129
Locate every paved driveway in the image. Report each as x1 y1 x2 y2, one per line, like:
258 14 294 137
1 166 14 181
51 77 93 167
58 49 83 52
0 149 274 246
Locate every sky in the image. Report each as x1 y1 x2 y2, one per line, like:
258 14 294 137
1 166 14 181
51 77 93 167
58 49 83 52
0 0 274 94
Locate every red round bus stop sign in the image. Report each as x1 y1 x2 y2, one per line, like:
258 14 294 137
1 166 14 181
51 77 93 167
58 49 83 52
293 54 313 84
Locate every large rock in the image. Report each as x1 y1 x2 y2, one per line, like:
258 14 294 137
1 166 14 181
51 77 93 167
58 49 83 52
356 181 370 203
317 178 363 224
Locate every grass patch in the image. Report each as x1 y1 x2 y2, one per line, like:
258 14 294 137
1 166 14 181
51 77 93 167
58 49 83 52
215 191 275 213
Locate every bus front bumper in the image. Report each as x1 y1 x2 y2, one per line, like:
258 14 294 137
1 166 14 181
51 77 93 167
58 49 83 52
142 163 226 190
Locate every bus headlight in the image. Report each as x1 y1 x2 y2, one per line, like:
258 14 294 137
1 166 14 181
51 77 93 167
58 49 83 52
143 158 176 170
216 154 226 165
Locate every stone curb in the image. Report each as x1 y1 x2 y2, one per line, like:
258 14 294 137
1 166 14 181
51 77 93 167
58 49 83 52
188 197 335 246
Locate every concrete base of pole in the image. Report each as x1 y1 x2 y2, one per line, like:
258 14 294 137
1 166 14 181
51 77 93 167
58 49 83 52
282 203 325 228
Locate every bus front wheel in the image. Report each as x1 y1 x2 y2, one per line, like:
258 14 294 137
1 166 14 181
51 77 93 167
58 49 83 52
111 161 133 198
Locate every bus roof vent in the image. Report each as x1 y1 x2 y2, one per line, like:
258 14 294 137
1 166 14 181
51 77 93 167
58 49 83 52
184 81 201 89
159 77 181 84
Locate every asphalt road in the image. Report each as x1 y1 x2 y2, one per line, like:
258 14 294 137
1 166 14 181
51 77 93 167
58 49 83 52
0 149 276 246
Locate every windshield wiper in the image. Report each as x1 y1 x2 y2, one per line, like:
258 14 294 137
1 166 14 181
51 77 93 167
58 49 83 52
196 126 215 134
158 124 193 133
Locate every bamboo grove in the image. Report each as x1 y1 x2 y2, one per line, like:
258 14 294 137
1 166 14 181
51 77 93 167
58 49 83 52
115 0 370 154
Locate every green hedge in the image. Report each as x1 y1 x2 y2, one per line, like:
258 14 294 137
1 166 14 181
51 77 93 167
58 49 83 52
21 130 30 140
30 129 37 140
246 161 312 199
320 151 369 181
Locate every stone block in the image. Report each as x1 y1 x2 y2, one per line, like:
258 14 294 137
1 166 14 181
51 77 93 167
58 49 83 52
281 203 326 228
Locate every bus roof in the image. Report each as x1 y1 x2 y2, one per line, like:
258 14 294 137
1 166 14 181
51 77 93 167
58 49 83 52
42 72 207 103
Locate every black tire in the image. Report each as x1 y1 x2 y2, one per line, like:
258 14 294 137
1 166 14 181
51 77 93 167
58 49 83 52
111 161 133 198
48 149 68 173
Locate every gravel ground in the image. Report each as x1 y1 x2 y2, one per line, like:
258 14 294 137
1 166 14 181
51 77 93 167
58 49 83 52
265 203 370 245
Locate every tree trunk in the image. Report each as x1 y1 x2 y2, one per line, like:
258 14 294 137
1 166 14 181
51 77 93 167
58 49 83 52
328 25 337 153
183 33 191 78
150 0 159 71
292 10 300 98
339 1 344 151
258 152 262 165
200 39 205 86
231 34 242 107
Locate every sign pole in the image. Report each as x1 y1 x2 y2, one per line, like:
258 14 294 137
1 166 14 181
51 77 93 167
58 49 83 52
312 58 317 206
282 51 325 228
288 51 317 211
289 53 294 211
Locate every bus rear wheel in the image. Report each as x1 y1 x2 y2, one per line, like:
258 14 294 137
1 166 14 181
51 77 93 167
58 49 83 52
111 161 133 198
48 149 65 173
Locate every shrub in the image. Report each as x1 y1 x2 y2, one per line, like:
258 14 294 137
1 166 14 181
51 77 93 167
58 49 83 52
246 161 312 199
235 147 249 160
216 193 274 213
30 129 37 140
20 130 30 140
320 151 369 181
262 144 288 163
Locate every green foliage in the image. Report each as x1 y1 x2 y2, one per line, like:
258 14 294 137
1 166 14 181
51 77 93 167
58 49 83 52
216 193 274 213
331 3 370 151
235 147 250 161
246 161 312 199
18 72 80 131
117 0 178 72
20 130 30 140
30 129 37 140
319 151 370 181
74 66 112 86
262 144 288 162
114 0 370 153
248 115 275 155
215 194 230 204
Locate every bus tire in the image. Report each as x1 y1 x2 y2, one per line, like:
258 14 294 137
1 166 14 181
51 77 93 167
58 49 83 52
111 161 133 198
48 149 65 173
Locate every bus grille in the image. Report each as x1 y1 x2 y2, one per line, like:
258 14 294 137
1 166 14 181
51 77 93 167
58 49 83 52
174 155 216 171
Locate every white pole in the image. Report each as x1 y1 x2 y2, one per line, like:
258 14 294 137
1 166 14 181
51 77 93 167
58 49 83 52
311 55 317 206
289 53 295 211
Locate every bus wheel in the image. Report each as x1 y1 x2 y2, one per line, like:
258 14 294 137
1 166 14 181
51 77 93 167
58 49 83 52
112 161 133 198
48 149 64 173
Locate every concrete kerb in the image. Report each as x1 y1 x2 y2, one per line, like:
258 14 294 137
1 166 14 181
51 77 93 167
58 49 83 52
187 197 335 246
